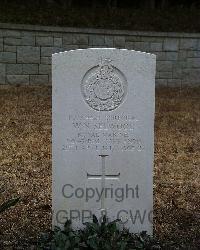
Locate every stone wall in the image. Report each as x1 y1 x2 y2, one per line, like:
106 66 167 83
0 23 200 86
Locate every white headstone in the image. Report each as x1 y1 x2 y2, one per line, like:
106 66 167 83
52 48 156 234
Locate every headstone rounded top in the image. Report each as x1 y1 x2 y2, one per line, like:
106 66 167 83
81 58 127 111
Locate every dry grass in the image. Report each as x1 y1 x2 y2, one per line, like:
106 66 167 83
0 85 199 249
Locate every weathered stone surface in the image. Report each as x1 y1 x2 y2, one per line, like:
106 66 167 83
1 23 200 87
89 35 105 46
52 48 156 234
41 47 53 57
39 64 51 75
0 52 16 63
163 38 178 51
150 42 162 52
159 71 172 79
36 36 54 46
133 42 150 52
6 64 23 74
142 37 163 42
180 39 198 50
114 36 125 47
4 37 21 46
4 30 21 37
154 52 165 61
63 45 79 51
105 36 114 47
41 47 63 57
30 74 49 84
125 42 134 50
180 61 187 68
48 77 52 84
78 44 89 49
178 50 187 60
4 45 17 52
125 36 141 42
21 31 35 37
165 52 178 61
55 47 65 53
157 60 173 71
167 79 181 87
54 37 63 47
63 34 73 45
155 79 167 86
155 70 159 79
187 58 200 68
187 51 200 57
35 31 52 37
90 45 108 48
41 56 52 65
17 46 40 63
21 36 35 46
7 75 29 84
23 64 38 74
73 34 88 45
0 38 3 51
173 67 182 79
0 63 5 84
182 69 200 85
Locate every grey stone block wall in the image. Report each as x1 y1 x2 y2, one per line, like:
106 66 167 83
0 22 200 86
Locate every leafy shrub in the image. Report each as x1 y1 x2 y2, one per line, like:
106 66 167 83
1 2 200 32
38 215 161 250
0 197 20 213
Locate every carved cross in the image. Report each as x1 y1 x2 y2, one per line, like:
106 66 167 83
87 154 120 211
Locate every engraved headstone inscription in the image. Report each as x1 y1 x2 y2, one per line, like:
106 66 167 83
52 48 156 234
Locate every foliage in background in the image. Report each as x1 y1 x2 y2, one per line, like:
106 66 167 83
0 2 200 32
38 215 161 250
